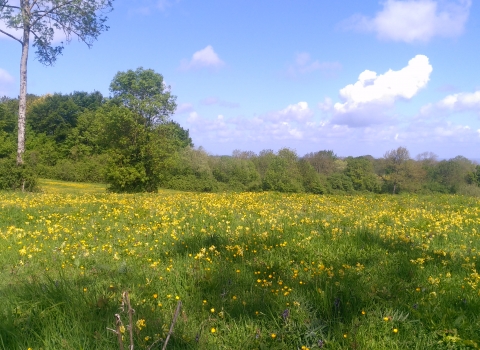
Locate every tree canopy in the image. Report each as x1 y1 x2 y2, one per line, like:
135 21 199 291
109 67 177 127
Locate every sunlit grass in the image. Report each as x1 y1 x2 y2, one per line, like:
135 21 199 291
38 178 107 194
0 189 479 349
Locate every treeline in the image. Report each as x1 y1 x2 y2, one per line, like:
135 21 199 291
1 68 479 195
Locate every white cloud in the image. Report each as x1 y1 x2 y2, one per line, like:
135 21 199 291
286 52 341 78
184 102 318 144
438 91 480 111
419 90 480 118
343 0 471 43
334 55 432 113
265 102 314 123
318 97 333 111
179 45 225 71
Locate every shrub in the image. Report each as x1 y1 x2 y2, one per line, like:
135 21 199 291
0 157 38 191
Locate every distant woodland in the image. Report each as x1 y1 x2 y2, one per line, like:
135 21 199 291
1 71 479 195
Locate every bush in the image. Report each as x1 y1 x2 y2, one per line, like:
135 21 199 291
163 175 218 192
0 157 38 191
327 173 354 192
457 184 480 197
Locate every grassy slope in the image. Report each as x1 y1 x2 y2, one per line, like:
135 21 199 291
0 181 479 349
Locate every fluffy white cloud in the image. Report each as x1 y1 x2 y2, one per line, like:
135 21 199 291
343 0 471 43
419 90 480 117
334 55 432 114
179 45 225 71
286 52 341 78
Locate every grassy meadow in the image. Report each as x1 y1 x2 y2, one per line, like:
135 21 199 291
1 180 480 349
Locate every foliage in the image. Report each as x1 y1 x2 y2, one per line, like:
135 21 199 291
27 93 82 142
327 173 354 192
262 148 304 192
297 159 328 194
210 156 261 191
0 156 37 191
0 0 113 65
1 0 114 165
304 150 337 176
109 67 177 126
345 157 381 192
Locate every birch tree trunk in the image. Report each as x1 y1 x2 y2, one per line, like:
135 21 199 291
17 0 30 165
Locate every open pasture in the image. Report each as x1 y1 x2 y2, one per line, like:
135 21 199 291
1 188 480 349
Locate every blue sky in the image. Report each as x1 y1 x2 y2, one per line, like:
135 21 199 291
1 0 480 159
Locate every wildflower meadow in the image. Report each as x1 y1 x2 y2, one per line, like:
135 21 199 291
1 180 480 349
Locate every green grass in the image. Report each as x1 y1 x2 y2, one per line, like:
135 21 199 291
0 186 479 349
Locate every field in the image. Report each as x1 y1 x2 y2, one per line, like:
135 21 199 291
1 180 480 349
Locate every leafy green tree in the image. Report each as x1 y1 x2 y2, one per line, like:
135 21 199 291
156 121 193 149
210 156 261 191
381 146 411 194
298 159 327 194
262 148 304 193
105 68 178 192
345 157 381 192
434 156 476 193
0 99 17 133
327 173 354 192
0 0 113 165
164 147 218 192
70 91 104 111
27 93 82 142
252 149 275 180
304 150 337 176
99 106 145 191
109 67 176 127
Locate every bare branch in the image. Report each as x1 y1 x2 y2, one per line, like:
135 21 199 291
1 4 21 9
162 301 182 350
0 28 22 44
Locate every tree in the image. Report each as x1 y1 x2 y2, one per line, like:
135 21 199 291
105 68 178 192
304 150 337 176
381 147 425 194
345 157 381 192
0 0 113 165
109 67 176 127
381 147 410 194
27 93 82 142
262 148 304 193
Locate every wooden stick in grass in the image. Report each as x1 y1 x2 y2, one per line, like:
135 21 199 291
106 313 124 350
122 291 135 350
162 301 182 350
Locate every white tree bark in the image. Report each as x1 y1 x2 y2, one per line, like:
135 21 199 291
17 0 30 165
